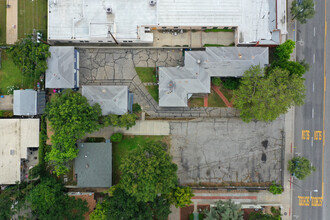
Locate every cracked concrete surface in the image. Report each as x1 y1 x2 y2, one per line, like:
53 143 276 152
79 48 240 118
170 117 284 184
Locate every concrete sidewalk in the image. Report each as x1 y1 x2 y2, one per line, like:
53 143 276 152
6 0 18 44
85 120 170 139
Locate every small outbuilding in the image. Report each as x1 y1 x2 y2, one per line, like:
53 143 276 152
13 90 46 116
82 85 133 115
46 46 79 89
75 142 112 188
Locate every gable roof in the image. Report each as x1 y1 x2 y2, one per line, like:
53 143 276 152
0 119 39 184
82 86 129 115
13 90 46 116
46 46 78 88
159 47 269 107
75 142 112 188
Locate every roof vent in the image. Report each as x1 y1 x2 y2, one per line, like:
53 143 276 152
106 7 112 14
196 59 201 64
149 0 156 6
10 149 15 155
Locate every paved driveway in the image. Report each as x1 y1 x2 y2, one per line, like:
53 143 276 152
170 117 284 185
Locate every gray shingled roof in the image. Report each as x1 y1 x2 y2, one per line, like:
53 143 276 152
13 90 46 115
82 86 129 115
46 46 78 88
159 47 269 107
75 142 112 188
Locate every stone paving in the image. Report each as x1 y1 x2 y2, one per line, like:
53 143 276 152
79 48 240 118
169 117 284 185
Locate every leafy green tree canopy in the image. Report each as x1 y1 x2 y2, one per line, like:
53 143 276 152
27 176 88 220
234 66 305 122
90 188 154 220
273 39 295 62
269 181 284 195
291 0 316 24
45 89 102 175
120 142 178 202
8 36 50 78
288 156 316 180
168 186 194 208
204 200 243 220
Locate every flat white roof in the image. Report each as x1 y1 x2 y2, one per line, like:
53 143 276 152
48 0 277 44
0 119 39 185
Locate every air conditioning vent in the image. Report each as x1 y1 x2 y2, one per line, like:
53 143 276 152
106 7 112 14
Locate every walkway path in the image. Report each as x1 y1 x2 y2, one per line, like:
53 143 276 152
6 0 18 44
211 84 233 107
85 120 170 139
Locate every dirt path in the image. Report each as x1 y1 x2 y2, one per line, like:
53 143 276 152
6 0 18 44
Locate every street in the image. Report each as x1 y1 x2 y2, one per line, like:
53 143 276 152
293 0 329 219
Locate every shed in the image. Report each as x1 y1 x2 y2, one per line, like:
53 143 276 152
75 142 112 188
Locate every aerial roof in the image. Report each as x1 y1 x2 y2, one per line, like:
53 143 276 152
82 86 129 115
48 0 277 44
75 142 112 188
0 119 39 185
46 46 78 88
159 47 269 107
13 90 46 116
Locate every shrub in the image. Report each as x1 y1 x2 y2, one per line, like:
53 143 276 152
0 110 13 117
86 137 106 143
132 103 142 113
111 133 123 143
221 77 240 90
211 77 221 86
269 182 283 195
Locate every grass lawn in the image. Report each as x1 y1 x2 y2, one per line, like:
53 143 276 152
146 85 159 103
0 50 35 94
208 90 227 107
18 0 47 39
188 98 204 107
219 84 234 102
0 0 6 44
204 29 234 33
135 67 156 83
112 135 166 184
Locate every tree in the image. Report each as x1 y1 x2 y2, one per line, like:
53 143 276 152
27 176 88 220
91 188 153 220
291 0 316 24
273 40 295 62
221 77 240 90
100 113 137 129
150 196 172 220
168 186 194 208
288 156 316 180
8 36 50 78
271 40 307 77
45 89 102 175
204 200 243 220
269 181 284 195
120 142 178 202
0 181 35 219
234 66 305 122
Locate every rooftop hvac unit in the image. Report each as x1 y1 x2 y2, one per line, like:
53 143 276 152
106 7 112 14
149 0 156 6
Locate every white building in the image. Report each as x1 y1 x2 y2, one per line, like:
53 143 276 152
48 0 286 45
0 119 39 185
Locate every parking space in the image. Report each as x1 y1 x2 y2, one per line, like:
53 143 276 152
170 117 284 185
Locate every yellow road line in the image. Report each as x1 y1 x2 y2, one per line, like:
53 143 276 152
322 0 327 199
